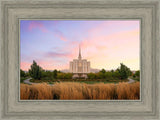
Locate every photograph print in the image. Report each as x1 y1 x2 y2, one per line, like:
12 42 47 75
20 20 140 100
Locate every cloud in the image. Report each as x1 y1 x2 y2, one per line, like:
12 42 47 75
32 58 69 70
28 21 48 33
45 51 69 57
44 51 75 59
28 21 67 42
52 20 60 27
70 25 140 70
21 20 140 71
20 62 31 71
53 30 67 41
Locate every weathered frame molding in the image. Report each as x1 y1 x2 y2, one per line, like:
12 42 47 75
0 0 159 119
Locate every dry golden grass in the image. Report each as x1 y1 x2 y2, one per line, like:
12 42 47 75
20 82 140 100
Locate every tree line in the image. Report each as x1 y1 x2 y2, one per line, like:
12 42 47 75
20 60 140 81
88 63 132 80
20 60 72 80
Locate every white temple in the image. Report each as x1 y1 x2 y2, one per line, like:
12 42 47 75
69 46 90 79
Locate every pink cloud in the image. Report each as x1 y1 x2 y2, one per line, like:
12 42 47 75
80 29 139 53
28 21 48 33
64 25 139 70
22 21 140 71
52 20 59 26
28 21 67 41
45 51 76 61
20 62 31 71
35 59 69 70
45 52 70 58
54 30 67 41
55 34 67 42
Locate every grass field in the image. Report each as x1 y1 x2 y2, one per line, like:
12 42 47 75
20 82 140 100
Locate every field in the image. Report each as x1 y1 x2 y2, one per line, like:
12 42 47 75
20 82 140 100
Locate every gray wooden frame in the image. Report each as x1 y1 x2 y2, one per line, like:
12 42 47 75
0 0 159 119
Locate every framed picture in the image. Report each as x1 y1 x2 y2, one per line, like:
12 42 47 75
0 0 159 119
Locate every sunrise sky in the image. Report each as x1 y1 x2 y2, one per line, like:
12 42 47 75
20 20 140 71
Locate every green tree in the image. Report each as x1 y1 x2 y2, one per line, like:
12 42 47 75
41 70 47 78
112 71 121 79
111 69 114 73
98 69 106 79
29 60 42 80
135 70 140 77
64 73 72 79
25 72 30 77
45 71 53 80
117 63 131 79
105 72 113 80
88 73 96 79
20 69 26 77
100 69 106 74
133 70 140 81
53 70 58 79
97 72 104 79
57 73 65 79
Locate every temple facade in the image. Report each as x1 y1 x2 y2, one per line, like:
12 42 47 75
69 46 90 78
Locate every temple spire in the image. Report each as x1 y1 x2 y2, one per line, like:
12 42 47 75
78 45 82 60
